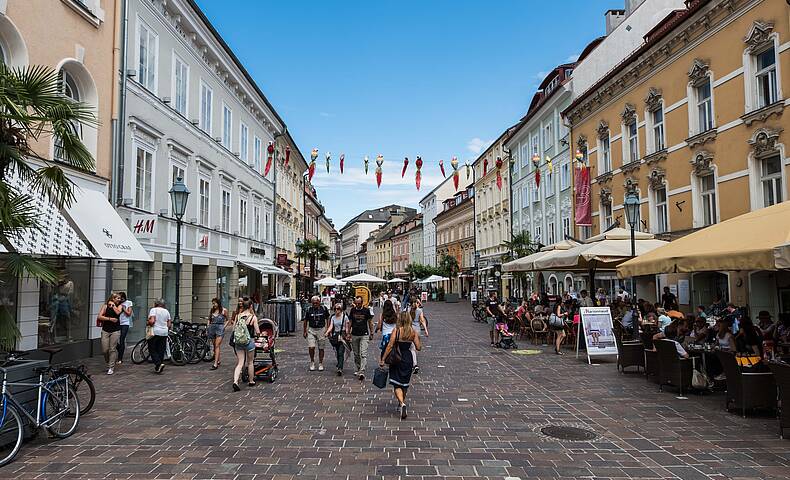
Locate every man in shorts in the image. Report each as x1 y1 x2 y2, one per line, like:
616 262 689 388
485 290 504 347
303 295 329 371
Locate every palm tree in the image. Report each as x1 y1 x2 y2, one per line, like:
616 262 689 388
437 254 459 293
295 239 331 282
0 64 97 350
500 231 537 300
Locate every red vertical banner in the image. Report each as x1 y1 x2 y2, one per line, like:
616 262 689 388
574 166 592 226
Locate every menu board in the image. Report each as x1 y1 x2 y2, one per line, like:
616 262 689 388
579 307 618 364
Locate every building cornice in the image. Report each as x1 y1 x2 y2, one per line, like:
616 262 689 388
564 0 749 127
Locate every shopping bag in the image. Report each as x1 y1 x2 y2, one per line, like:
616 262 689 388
372 367 388 389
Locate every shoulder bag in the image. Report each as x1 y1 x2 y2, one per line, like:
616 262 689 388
548 313 564 329
384 329 401 366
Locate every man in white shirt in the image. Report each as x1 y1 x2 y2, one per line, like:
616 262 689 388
147 299 172 374
117 292 133 364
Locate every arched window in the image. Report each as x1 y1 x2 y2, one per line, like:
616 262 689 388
0 15 29 67
53 60 98 166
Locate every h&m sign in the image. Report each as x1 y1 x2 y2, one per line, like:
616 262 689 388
130 214 157 240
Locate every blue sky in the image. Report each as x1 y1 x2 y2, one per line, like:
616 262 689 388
195 0 614 228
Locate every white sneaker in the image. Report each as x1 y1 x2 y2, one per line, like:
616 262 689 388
107 368 114 375
309 362 315 371
318 364 324 371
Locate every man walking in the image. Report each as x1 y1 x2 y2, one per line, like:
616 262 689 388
303 295 329 371
347 296 374 380
485 290 504 347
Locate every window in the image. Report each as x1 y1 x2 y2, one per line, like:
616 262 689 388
199 82 213 134
560 163 570 190
222 104 232 149
696 80 713 133
600 136 611 173
173 55 189 115
532 183 540 203
627 121 638 163
170 164 184 188
562 216 571 237
239 197 247 237
264 207 272 242
254 137 262 171
543 121 554 149
534 225 542 243
602 203 613 229
521 186 528 208
545 170 555 197
700 174 717 226
199 178 210 227
531 133 539 169
655 187 668 233
55 70 82 159
221 190 231 232
652 108 665 152
134 147 153 211
755 46 778 108
547 221 556 245
137 20 157 92
761 155 783 207
240 123 249 162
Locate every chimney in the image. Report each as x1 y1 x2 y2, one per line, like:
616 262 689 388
625 0 647 16
605 9 626 35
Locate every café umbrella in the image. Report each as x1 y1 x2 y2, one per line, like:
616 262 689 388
502 239 579 272
314 277 346 287
342 272 388 283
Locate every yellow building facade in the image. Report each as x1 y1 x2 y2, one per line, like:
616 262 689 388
565 0 790 309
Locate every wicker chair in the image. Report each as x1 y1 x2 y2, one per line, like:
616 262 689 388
768 361 790 439
717 351 776 418
655 340 694 395
615 332 645 373
531 317 548 345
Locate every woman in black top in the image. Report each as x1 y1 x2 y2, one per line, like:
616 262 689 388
736 317 762 356
98 293 123 375
553 300 571 355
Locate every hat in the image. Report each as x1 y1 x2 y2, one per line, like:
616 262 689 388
757 310 772 319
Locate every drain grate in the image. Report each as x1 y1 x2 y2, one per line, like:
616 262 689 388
539 425 598 441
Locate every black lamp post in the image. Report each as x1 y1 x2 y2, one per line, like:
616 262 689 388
169 177 190 323
624 187 640 337
295 238 303 300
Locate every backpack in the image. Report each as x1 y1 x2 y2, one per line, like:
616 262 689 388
233 313 252 346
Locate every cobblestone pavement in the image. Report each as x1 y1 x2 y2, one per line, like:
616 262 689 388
5 301 790 479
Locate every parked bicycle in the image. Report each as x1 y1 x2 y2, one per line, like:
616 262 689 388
0 354 80 466
130 329 188 366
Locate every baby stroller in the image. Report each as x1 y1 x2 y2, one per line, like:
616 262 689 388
495 321 518 350
242 318 279 383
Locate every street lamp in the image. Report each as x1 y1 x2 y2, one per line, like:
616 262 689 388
295 238 303 300
168 177 190 323
624 187 640 338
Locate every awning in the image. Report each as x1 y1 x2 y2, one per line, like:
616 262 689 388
342 272 388 283
618 202 790 277
239 261 292 276
535 228 667 271
502 240 579 272
65 188 151 262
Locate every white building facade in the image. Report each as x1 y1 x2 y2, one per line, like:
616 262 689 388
419 176 456 267
115 0 285 336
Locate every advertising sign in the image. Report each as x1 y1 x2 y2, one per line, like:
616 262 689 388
421 291 428 303
130 213 157 240
353 285 371 307
579 307 617 364
574 167 592 226
276 253 288 266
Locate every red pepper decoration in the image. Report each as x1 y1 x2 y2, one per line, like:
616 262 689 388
402 157 409 178
483 157 489 176
340 153 345 174
451 157 459 191
496 156 503 191
415 156 423 190
375 154 384 188
439 159 446 178
309 148 318 181
535 168 541 189
264 142 274 176
284 145 291 167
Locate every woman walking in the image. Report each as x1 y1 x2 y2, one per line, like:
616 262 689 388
325 303 349 376
98 293 123 375
208 297 229 370
147 298 172 374
409 300 429 373
231 298 260 391
553 298 571 355
381 311 421 420
376 299 398 359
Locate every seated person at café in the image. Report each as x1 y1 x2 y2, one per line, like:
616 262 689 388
690 316 709 345
773 313 790 352
715 318 736 351
669 338 690 359
656 308 672 331
735 317 763 356
696 305 707 319
756 310 776 338
653 316 688 343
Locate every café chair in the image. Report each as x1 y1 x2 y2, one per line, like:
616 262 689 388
615 330 644 373
655 340 694 396
531 318 548 346
767 361 790 439
717 351 776 418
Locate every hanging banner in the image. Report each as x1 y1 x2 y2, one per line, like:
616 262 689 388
574 166 592 227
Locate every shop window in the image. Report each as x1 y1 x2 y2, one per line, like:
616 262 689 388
162 263 177 315
761 154 783 207
37 259 90 347
0 261 18 343
126 261 149 340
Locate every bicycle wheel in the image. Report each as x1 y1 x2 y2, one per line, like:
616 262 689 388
43 379 80 438
169 338 186 366
0 403 23 467
201 337 214 362
131 339 150 364
56 367 95 415
184 338 199 364
192 337 211 364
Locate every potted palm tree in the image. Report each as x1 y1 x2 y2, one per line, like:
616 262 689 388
295 239 330 294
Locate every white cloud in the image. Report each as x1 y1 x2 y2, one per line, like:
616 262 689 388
466 137 490 155
318 112 335 118
565 53 580 63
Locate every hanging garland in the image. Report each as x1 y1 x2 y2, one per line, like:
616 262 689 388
439 159 446 178
415 156 423 190
325 151 331 173
451 156 459 191
340 153 345 174
364 155 369 174
264 142 274 177
375 154 384 188
284 145 291 168
483 157 489 176
495 156 503 190
575 149 586 171
546 155 553 175
401 157 409 178
465 161 471 180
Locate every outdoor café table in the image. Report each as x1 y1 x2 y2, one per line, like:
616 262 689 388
685 344 714 375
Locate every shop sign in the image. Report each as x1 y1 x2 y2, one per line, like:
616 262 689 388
250 246 267 256
276 253 288 266
130 214 157 240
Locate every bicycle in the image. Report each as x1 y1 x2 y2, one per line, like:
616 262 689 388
3 348 95 416
0 359 80 466
130 331 188 366
179 322 212 363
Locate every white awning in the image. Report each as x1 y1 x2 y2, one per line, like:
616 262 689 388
239 261 292 276
65 188 152 262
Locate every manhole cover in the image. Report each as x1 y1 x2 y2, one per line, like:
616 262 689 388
540 425 598 441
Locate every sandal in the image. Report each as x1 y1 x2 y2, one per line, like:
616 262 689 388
210 364 218 370
248 382 256 387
